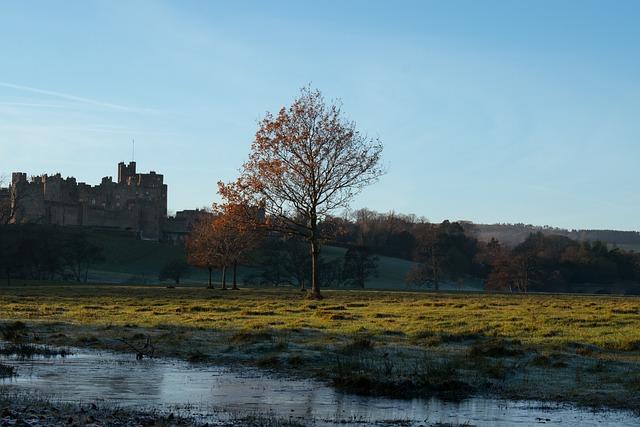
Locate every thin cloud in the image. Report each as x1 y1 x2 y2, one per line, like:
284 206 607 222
0 101 77 109
0 82 159 114
0 123 181 136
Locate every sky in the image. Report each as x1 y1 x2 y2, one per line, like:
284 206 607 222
1 1 639 231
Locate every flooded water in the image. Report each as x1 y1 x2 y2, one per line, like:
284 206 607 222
0 347 638 426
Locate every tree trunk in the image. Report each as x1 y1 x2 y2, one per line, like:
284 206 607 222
310 237 322 299
232 261 239 290
221 265 227 290
432 257 439 291
300 279 305 291
207 267 213 289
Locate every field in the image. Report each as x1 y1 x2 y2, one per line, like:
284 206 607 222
1 283 640 412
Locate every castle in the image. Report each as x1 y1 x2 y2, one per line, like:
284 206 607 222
9 162 168 240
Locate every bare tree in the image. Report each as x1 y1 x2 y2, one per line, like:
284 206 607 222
220 87 384 298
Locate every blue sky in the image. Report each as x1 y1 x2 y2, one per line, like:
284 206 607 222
1 1 638 230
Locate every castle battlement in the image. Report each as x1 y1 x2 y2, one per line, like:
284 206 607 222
10 162 168 240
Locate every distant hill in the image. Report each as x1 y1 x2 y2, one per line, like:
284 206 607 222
467 223 640 250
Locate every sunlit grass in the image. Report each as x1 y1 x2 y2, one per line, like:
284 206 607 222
1 283 639 351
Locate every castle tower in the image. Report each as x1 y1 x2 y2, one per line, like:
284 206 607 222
117 161 136 184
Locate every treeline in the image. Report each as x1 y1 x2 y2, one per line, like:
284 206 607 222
321 210 640 291
471 223 640 247
481 233 640 292
184 209 380 290
185 207 640 292
0 225 104 284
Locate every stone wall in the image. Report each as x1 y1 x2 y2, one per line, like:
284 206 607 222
10 162 168 240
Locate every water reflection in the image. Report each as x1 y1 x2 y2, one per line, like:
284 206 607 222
1 349 637 426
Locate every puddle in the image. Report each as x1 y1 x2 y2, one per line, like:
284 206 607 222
0 347 638 426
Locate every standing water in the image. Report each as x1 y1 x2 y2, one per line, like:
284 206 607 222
0 347 638 426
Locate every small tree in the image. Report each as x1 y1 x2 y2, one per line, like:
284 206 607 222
211 202 263 290
61 231 104 282
159 259 190 285
342 246 378 288
186 214 219 288
220 87 384 298
186 204 262 290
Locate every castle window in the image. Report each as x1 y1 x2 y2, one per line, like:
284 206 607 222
92 199 96 205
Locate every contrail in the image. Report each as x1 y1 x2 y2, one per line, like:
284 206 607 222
0 81 157 113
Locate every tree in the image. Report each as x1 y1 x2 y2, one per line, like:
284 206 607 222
61 230 104 282
186 214 219 288
283 236 312 290
407 224 445 289
220 87 384 298
159 259 190 285
256 237 295 287
215 202 263 290
255 235 310 289
186 203 262 290
407 221 478 290
342 246 378 288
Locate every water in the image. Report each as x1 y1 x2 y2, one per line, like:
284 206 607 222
1 348 638 426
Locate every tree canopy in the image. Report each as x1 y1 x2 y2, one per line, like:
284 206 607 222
220 87 384 298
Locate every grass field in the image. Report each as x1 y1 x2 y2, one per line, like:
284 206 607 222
1 283 640 411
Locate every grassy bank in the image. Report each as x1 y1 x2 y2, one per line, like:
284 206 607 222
1 284 640 412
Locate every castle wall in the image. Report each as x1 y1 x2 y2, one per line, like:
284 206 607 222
11 173 47 224
47 202 81 226
10 162 168 240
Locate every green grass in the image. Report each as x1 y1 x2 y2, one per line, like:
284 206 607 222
87 229 185 275
2 284 640 410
